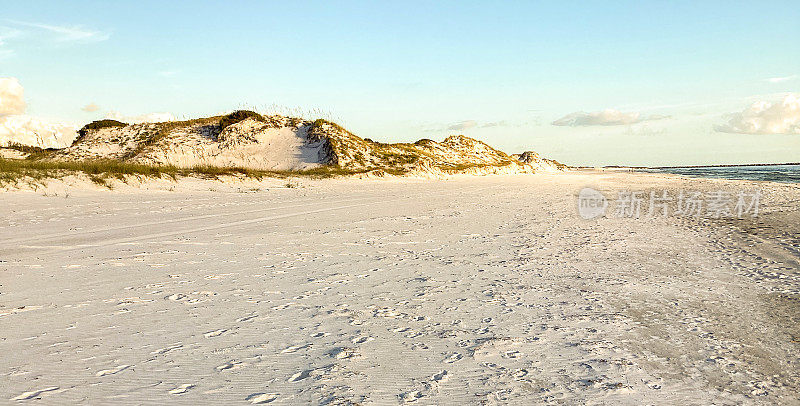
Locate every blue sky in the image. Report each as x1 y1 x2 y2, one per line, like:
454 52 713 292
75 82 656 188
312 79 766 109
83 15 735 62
1 1 798 166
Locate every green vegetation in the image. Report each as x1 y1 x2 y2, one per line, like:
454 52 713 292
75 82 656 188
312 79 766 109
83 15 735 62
219 110 263 131
309 118 355 137
121 116 220 160
75 120 127 144
0 158 370 188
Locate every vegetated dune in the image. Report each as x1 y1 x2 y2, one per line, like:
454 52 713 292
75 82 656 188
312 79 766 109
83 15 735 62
44 111 563 176
512 150 568 171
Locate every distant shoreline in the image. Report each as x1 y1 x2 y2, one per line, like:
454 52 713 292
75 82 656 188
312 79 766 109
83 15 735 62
584 162 800 184
598 163 800 170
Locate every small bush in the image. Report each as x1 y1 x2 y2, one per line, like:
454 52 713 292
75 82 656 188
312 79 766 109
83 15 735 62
75 119 127 144
79 119 127 133
219 110 263 131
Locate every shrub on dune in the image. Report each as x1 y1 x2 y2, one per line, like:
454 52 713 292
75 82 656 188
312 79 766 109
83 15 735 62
219 110 263 131
75 119 127 144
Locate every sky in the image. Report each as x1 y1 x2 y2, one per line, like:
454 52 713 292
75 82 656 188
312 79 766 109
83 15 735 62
1 1 798 166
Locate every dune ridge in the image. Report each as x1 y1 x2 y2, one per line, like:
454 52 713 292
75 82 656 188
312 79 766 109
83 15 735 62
35 112 564 176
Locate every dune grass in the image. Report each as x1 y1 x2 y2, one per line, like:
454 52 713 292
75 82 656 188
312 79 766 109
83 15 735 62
219 110 263 130
0 158 366 188
2 142 60 160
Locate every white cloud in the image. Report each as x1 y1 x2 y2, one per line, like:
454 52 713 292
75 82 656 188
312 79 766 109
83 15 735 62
552 109 668 127
81 103 100 112
0 115 76 148
765 75 797 84
447 120 478 131
0 77 76 148
106 111 175 123
0 77 26 116
427 119 510 132
4 19 109 43
715 93 800 135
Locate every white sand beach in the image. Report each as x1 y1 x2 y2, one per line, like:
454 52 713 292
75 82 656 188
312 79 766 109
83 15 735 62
1 171 799 404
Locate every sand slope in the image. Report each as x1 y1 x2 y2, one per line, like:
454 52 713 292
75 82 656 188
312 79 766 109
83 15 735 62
52 117 327 171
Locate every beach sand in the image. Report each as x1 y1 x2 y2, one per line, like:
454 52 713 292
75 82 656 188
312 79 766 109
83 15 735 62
1 171 798 404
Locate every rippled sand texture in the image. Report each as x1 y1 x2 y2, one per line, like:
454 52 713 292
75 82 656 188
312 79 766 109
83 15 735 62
1 172 798 404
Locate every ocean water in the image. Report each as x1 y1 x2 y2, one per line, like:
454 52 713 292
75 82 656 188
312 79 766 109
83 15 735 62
641 165 800 183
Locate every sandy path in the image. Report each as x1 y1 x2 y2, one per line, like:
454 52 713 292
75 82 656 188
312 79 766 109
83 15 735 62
1 173 798 404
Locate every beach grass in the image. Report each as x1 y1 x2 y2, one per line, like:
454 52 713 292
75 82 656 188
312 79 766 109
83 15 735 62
0 158 366 188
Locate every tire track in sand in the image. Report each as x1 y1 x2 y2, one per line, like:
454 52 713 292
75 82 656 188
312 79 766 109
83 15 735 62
1 195 379 246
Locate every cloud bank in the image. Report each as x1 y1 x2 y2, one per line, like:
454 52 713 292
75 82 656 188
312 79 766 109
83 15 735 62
0 77 26 116
0 77 76 147
552 109 668 127
0 115 76 147
715 94 800 135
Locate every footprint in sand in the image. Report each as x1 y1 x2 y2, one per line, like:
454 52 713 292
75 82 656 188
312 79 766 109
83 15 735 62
443 353 463 363
288 369 312 382
645 381 662 390
96 364 131 377
236 314 258 323
246 393 279 404
328 347 357 360
150 343 183 355
280 343 311 354
215 361 243 371
166 293 188 301
311 332 329 338
204 329 228 338
352 336 374 344
169 384 195 394
12 387 59 401
511 369 528 380
398 390 424 403
374 307 405 319
431 370 449 383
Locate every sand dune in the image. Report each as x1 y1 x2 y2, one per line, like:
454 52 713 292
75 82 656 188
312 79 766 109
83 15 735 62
38 112 562 176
